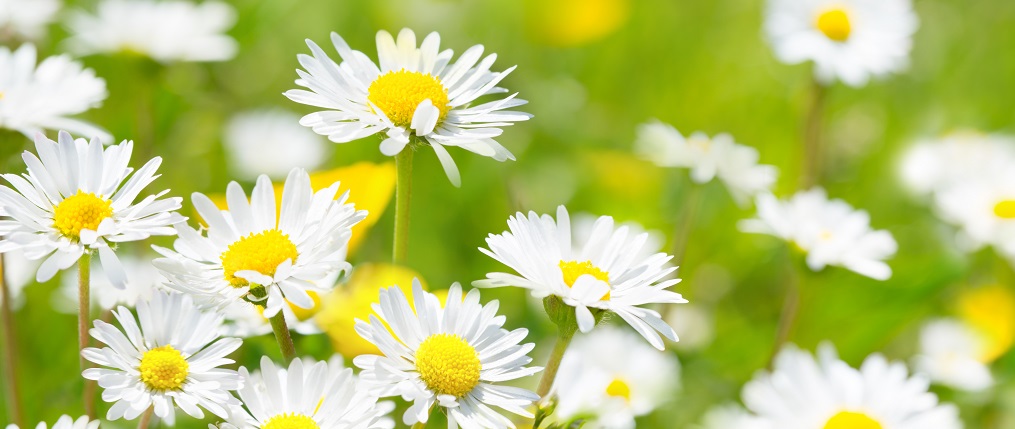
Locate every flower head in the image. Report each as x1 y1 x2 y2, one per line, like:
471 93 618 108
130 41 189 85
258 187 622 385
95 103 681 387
0 132 183 287
285 28 531 186
0 0 60 41
82 291 243 424
477 205 686 349
223 109 331 181
5 416 98 429
354 280 541 429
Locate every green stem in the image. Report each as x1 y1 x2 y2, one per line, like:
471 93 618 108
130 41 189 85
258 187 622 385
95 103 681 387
535 326 576 399
769 254 803 367
78 254 91 369
137 406 154 429
411 422 426 429
0 254 25 428
800 77 827 190
269 311 297 364
393 148 414 265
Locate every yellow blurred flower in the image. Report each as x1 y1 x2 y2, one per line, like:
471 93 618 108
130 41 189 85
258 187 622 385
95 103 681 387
957 284 1015 362
527 0 630 47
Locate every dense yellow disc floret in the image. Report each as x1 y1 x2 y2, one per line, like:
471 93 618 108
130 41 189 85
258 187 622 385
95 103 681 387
53 191 113 240
415 333 482 397
261 413 320 429
816 8 852 42
367 70 451 128
220 229 299 287
559 260 611 300
139 345 189 391
823 411 882 429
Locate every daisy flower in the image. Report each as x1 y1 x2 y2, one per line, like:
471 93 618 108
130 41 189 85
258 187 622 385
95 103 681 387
0 132 183 287
223 109 331 181
634 121 777 204
65 0 237 63
0 250 40 310
0 0 61 41
223 356 393 429
5 416 98 429
739 188 897 280
82 291 242 424
153 168 366 318
764 0 918 87
741 344 961 429
551 326 680 429
899 131 1015 198
284 28 531 186
476 206 686 349
0 44 109 141
354 280 541 429
933 167 1015 258
218 270 340 337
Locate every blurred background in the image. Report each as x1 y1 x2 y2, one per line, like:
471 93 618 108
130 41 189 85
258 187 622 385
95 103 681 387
3 0 1015 427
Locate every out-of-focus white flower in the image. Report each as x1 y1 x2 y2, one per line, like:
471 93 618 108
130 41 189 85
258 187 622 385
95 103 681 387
739 188 897 280
764 0 918 87
223 109 331 181
5 415 98 429
742 344 961 429
0 44 109 141
698 405 772 429
634 121 777 205
665 303 714 352
934 168 1015 258
899 131 1015 198
552 326 680 429
0 0 60 41
54 255 159 313
65 0 237 63
0 250 40 310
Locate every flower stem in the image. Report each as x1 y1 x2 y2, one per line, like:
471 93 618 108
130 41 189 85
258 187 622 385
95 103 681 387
670 184 704 267
769 255 803 367
411 422 426 429
78 253 91 369
0 254 25 428
393 148 414 265
800 77 827 189
269 311 297 364
137 406 154 429
535 326 576 399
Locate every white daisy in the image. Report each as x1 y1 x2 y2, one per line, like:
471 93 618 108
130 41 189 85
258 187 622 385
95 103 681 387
476 205 687 350
284 28 532 186
354 280 541 429
153 168 366 318
914 319 993 392
0 44 109 141
739 188 897 280
55 255 159 313
933 168 1015 258
219 270 335 338
742 344 961 429
223 356 393 429
899 131 1015 198
0 0 60 41
65 0 237 63
634 121 777 204
0 131 183 287
81 291 243 424
223 109 331 181
0 250 40 310
4 415 98 429
764 0 918 87
551 326 680 429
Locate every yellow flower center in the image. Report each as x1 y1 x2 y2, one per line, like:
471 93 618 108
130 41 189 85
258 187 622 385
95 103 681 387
958 285 1015 362
139 345 189 391
823 411 882 429
220 229 299 287
815 8 852 42
559 260 611 300
605 378 632 402
52 191 113 240
415 333 481 397
262 413 319 429
993 200 1015 219
367 69 451 128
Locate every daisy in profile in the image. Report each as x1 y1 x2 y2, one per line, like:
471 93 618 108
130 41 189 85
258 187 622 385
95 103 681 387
223 109 331 181
740 344 961 429
153 168 365 319
634 121 777 205
223 356 393 429
5 416 98 429
739 188 897 280
764 0 918 87
82 291 242 424
476 206 686 350
354 281 541 428
65 0 237 63
285 28 531 186
0 0 61 41
0 44 109 141
0 132 182 287
551 326 680 429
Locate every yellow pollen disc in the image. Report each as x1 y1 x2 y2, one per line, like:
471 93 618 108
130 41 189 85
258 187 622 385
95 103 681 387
261 413 319 429
815 8 852 42
994 200 1015 219
605 378 632 402
559 260 611 300
52 191 113 240
415 333 481 397
367 69 451 128
823 411 882 429
139 345 189 391
220 229 299 287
